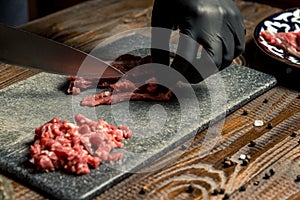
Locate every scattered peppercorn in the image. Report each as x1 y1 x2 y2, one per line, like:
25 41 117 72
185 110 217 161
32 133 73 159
269 169 275 176
211 189 219 196
219 188 225 194
263 98 269 103
248 141 256 147
242 110 248 116
291 132 297 137
267 123 273 129
223 158 234 168
139 187 147 195
186 184 194 193
295 175 300 182
241 160 248 166
223 160 233 168
239 186 246 192
263 173 270 179
223 194 230 200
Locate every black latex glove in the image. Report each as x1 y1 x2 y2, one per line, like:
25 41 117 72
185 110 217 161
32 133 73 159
151 0 245 83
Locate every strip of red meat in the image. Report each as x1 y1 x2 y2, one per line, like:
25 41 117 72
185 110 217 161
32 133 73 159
81 90 172 106
66 54 173 106
81 77 173 106
29 114 132 175
67 76 118 95
67 54 152 94
260 30 300 58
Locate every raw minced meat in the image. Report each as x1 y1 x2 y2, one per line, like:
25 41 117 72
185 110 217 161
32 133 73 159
29 114 132 175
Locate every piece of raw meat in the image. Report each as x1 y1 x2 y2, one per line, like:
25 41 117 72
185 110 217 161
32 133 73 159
260 30 300 58
81 77 172 106
67 54 173 106
29 114 132 175
67 54 152 94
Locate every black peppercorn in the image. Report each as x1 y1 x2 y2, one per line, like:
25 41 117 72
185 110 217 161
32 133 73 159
241 160 248 166
242 110 248 116
295 175 300 182
269 169 275 176
223 157 234 168
248 141 256 147
267 123 273 129
291 132 297 137
239 186 246 192
139 187 147 195
263 99 269 103
186 184 194 193
223 161 232 168
219 188 225 194
263 173 270 179
211 189 219 196
223 194 230 200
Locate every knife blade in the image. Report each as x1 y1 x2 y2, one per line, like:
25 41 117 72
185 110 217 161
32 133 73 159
0 23 124 78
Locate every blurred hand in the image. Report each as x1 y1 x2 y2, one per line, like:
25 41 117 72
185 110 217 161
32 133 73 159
151 0 245 83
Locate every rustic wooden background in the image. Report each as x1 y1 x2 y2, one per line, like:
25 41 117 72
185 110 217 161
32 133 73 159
1 0 300 200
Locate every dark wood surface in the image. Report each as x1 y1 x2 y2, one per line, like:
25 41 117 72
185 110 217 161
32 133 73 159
253 0 300 9
1 0 300 199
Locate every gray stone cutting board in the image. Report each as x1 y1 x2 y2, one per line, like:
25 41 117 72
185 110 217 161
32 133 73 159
0 34 277 200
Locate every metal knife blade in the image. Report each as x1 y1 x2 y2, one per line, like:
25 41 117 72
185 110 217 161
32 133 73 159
0 23 124 78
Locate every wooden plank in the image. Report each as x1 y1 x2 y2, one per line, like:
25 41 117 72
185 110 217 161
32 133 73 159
253 0 300 9
96 87 300 200
2 0 297 199
230 144 300 199
0 0 281 90
7 0 278 90
10 87 300 200
0 0 153 89
21 0 153 52
0 64 38 90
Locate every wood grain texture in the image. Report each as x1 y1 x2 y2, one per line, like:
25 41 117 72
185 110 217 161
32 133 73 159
0 0 280 91
253 0 300 9
97 87 300 200
0 0 153 90
0 63 38 90
22 0 153 52
10 87 300 200
1 0 300 199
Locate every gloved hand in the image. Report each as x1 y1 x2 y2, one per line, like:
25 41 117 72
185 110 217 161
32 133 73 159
151 0 245 83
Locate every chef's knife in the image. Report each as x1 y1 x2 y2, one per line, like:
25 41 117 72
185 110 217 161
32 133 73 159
0 23 124 78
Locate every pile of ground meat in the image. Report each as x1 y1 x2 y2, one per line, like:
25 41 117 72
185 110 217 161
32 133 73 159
29 114 132 175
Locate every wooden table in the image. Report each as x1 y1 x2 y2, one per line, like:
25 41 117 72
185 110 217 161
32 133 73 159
1 0 300 199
